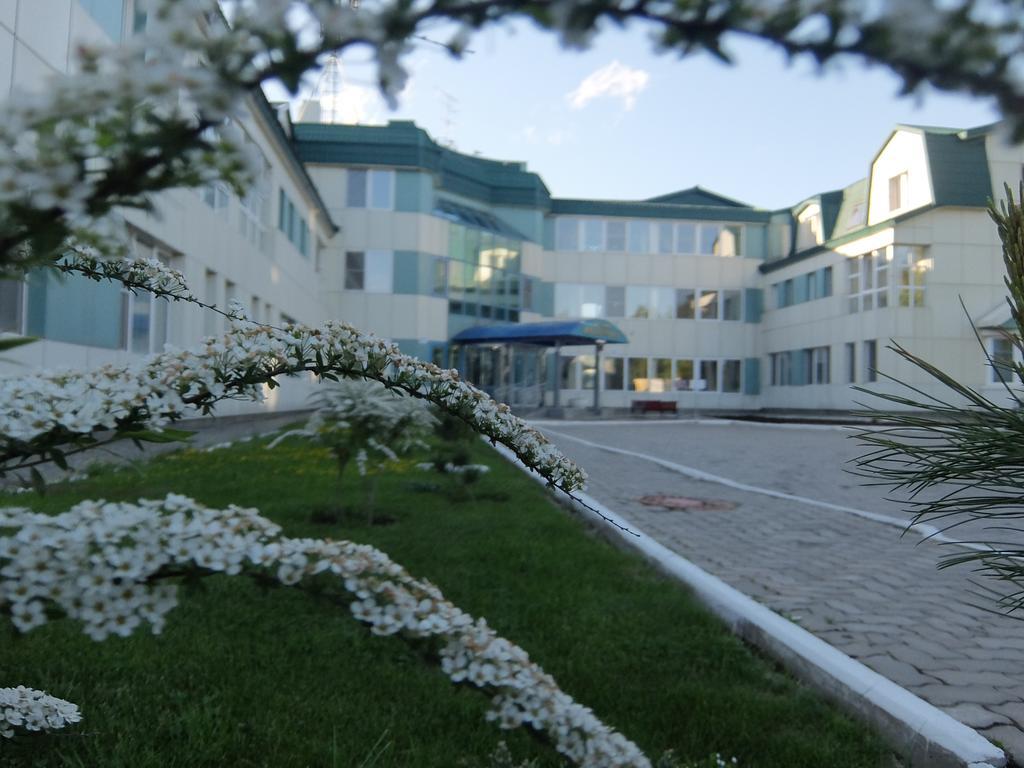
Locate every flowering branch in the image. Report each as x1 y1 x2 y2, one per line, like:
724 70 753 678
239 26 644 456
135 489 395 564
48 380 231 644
0 495 647 766
0 687 82 739
0 318 586 493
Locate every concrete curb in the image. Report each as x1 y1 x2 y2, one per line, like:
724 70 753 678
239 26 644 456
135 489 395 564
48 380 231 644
492 443 1006 768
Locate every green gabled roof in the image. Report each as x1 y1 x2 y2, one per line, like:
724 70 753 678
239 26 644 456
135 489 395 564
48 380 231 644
550 198 771 223
292 121 552 208
923 131 992 207
645 186 752 208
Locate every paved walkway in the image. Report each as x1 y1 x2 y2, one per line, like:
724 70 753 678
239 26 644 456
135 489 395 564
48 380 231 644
536 420 1024 763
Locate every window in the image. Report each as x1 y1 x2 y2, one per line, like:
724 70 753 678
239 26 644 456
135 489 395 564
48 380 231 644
603 357 624 390
657 223 674 254
846 203 866 231
989 337 1018 384
847 249 888 312
583 220 603 251
675 223 696 254
699 360 719 392
626 287 672 319
433 259 448 296
628 358 649 392
823 266 833 297
580 355 597 390
555 284 604 318
708 224 742 257
346 169 394 209
278 188 309 256
80 0 126 40
651 358 673 393
627 221 649 253
722 360 741 393
0 280 23 332
676 289 696 319
674 359 694 390
783 279 794 307
239 139 269 251
811 346 830 384
606 220 626 252
203 270 218 337
722 290 742 321
555 218 579 250
698 290 719 320
344 252 365 290
606 286 625 317
845 342 856 384
770 352 792 387
201 181 229 211
560 355 578 389
864 340 878 383
888 172 908 212
895 246 930 307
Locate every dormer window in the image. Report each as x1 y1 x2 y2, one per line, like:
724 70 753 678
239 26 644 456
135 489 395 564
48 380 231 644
888 172 908 212
796 204 823 251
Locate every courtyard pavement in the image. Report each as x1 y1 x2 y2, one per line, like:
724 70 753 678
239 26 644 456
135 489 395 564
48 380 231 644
535 419 1024 763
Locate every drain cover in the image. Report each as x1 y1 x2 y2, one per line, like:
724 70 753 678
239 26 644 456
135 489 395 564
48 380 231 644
639 494 737 511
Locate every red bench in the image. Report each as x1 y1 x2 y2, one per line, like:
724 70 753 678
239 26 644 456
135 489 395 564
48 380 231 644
630 400 678 416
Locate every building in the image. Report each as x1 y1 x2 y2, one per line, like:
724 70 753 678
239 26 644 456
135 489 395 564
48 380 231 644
0 0 1020 415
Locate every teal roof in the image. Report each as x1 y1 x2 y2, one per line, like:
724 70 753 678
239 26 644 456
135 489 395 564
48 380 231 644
645 186 751 208
550 198 771 223
923 131 992 207
292 121 551 208
451 318 628 346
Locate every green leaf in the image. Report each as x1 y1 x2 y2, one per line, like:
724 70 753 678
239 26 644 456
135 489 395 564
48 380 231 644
118 427 196 445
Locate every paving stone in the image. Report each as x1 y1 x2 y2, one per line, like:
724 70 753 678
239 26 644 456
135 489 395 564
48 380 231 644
942 703 1011 729
977 725 1024 762
859 654 942 687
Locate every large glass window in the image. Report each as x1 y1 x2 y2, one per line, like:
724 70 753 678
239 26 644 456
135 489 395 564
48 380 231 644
864 340 878 383
628 358 649 391
812 346 830 384
606 286 625 317
699 290 719 320
81 0 126 40
676 289 696 319
713 225 742 257
722 290 742 321
583 220 603 251
626 286 650 318
560 355 578 389
845 342 856 384
657 223 674 254
848 249 889 312
344 252 364 290
555 218 579 251
581 284 604 318
346 170 367 207
722 360 741 393
433 258 448 296
675 223 696 254
989 337 1017 383
579 355 597 390
369 170 393 209
606 220 626 251
627 221 649 253
25 269 124 350
651 358 673 393
699 360 719 391
603 357 624 390
895 246 930 307
674 359 694 390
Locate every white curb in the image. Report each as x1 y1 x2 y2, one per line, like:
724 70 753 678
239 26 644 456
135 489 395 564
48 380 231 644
493 443 1006 768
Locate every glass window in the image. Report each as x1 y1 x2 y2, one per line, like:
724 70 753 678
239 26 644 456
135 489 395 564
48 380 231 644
583 220 603 251
25 269 124 350
990 337 1016 383
606 220 626 251
651 288 674 319
864 340 877 383
555 218 579 251
344 251 365 290
627 221 649 253
657 223 674 254
722 360 741 393
895 245 930 307
651 358 672 393
875 249 889 308
626 286 650 318
722 290 742 321
699 290 719 320
0 280 23 332
560 355 578 389
606 286 625 317
369 170 393 209
580 354 597 390
699 224 720 255
823 266 833 297
433 258 448 296
676 223 696 254
130 290 151 354
347 170 367 207
846 257 860 313
628 358 649 392
674 359 694 390
580 284 604 318
889 172 908 212
845 342 856 384
676 289 696 319
603 357 624 390
554 284 582 318
699 360 718 392
812 346 831 384
80 0 126 40
714 225 742 257
522 277 534 311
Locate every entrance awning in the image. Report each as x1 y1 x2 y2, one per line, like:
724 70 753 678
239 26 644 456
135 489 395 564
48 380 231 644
451 318 628 346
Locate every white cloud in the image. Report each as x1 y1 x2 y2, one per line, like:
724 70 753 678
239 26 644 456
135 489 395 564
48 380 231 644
566 60 650 111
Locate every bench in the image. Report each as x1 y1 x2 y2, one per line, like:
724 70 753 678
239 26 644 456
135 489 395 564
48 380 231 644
630 400 678 416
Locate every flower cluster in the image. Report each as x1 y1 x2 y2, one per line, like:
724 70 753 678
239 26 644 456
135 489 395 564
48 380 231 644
0 318 586 492
418 462 491 475
0 686 82 739
60 250 194 301
0 495 647 766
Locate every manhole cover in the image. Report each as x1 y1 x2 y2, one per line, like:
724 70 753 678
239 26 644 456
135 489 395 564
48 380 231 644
638 494 737 511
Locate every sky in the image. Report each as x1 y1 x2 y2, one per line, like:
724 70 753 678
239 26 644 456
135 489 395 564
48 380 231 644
267 17 1003 211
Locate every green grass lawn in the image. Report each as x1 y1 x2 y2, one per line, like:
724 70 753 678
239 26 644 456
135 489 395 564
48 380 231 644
0 431 893 767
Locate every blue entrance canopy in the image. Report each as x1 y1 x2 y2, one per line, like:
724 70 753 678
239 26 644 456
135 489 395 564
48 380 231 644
451 318 628 347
